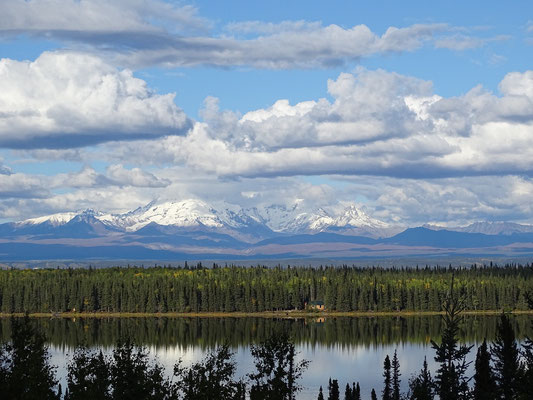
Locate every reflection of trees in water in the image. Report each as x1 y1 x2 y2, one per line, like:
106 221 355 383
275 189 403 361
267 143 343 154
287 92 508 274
0 316 532 350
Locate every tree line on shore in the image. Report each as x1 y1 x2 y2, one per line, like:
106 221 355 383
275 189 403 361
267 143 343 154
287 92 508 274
0 264 532 314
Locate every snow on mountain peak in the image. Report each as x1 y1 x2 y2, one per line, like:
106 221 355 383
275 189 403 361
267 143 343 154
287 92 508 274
19 212 78 227
15 199 392 238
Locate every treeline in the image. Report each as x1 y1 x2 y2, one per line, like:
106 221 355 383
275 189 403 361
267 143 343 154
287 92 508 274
0 264 533 314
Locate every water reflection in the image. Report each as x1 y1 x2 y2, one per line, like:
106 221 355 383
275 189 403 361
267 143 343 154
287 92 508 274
1 315 532 399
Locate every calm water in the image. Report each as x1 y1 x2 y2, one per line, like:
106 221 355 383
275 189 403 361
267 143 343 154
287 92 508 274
2 315 532 399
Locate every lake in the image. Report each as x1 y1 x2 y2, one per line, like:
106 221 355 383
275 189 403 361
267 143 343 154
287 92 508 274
1 315 532 399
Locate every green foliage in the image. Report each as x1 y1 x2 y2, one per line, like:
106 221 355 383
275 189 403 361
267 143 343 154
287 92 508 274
492 314 522 400
1 264 533 314
66 348 111 400
0 316 59 400
327 378 339 400
431 281 473 400
472 340 496 400
173 345 245 400
248 333 309 400
382 355 392 400
407 358 434 400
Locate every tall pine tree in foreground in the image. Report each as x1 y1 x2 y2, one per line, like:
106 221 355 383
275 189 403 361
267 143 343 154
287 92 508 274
472 340 496 400
0 316 60 400
431 278 472 400
492 314 522 400
382 355 392 400
317 386 325 400
327 378 340 400
391 350 401 400
407 357 433 400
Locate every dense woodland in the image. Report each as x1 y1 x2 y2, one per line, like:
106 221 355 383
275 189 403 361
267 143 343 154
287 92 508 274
0 264 532 314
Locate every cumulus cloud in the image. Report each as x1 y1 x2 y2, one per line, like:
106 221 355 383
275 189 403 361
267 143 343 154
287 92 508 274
49 165 169 189
108 68 533 180
0 51 192 149
106 164 169 188
0 173 50 198
360 176 533 226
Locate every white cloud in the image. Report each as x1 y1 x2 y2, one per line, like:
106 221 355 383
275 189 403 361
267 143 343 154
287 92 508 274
0 51 192 148
435 34 510 50
0 0 208 35
145 68 531 180
0 173 50 198
224 20 322 35
106 164 169 188
112 23 448 69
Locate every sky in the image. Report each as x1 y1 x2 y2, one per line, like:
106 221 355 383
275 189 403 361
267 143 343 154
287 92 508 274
1 0 533 226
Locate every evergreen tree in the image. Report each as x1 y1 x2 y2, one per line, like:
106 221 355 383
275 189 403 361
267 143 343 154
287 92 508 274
110 339 170 400
66 348 111 400
317 386 325 400
371 388 378 400
173 345 244 400
391 350 401 400
431 279 472 400
0 316 59 400
407 358 433 400
472 340 496 400
491 314 521 400
327 379 340 400
344 383 352 400
521 334 533 399
248 334 309 400
353 382 361 400
382 355 392 400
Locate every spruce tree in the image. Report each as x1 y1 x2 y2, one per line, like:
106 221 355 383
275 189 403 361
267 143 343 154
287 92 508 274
318 386 325 400
66 348 111 400
407 357 433 400
344 383 352 400
1 316 60 400
391 350 401 400
521 335 533 399
353 382 361 400
431 279 472 400
371 388 378 400
491 314 521 400
328 379 340 400
382 355 392 400
472 340 496 400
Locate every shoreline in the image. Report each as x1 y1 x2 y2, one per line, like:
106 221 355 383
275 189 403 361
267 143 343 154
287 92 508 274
1 310 533 319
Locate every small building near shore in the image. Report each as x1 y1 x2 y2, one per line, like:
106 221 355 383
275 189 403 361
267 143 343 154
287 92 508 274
305 300 325 311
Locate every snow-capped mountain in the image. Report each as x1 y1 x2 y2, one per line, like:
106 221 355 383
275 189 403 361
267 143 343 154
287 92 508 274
424 221 533 236
5 201 533 261
247 203 393 237
13 199 393 239
17 212 78 227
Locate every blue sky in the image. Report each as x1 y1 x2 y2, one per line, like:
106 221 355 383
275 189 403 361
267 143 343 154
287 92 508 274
0 0 533 226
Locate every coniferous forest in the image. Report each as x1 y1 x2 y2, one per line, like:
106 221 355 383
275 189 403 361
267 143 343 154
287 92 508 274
0 264 532 314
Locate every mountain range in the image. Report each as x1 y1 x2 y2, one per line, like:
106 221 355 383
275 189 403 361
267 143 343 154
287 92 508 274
2 199 533 262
